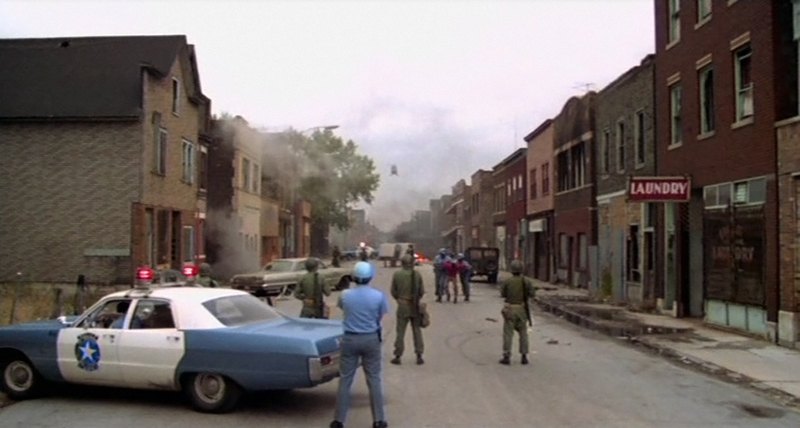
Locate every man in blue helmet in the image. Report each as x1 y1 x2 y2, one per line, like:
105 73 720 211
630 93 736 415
330 261 389 428
432 248 447 302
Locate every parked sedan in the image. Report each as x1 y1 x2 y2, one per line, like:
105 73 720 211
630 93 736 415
230 257 352 298
0 287 343 413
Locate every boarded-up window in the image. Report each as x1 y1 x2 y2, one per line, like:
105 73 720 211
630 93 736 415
704 206 764 305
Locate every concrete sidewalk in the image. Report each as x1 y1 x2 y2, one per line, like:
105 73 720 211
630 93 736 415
530 278 800 407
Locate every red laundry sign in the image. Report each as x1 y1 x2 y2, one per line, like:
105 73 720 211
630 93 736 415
627 176 691 202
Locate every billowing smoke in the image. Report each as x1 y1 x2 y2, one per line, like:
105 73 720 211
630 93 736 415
347 97 515 231
207 116 366 279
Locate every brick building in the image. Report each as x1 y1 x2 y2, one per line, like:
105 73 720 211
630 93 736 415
775 0 800 347
466 169 495 249
492 148 528 270
553 94 596 288
524 119 555 282
654 0 796 336
443 179 468 253
0 35 211 284
595 55 656 304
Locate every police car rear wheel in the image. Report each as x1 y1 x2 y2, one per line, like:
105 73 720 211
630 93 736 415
185 372 242 413
2 358 40 399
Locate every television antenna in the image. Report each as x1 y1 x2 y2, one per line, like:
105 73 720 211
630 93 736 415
573 82 596 93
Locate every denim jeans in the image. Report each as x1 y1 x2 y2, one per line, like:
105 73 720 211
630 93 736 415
334 332 385 424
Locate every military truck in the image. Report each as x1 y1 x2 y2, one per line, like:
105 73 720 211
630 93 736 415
378 242 414 267
465 247 500 284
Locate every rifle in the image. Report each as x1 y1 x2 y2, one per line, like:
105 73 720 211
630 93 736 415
411 268 421 314
522 277 532 327
314 272 325 319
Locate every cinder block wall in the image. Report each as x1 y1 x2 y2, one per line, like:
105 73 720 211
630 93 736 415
0 122 141 283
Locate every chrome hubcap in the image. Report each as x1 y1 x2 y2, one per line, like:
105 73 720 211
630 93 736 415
195 374 224 402
5 361 33 391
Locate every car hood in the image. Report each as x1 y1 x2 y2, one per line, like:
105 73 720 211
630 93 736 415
0 318 67 331
233 271 297 281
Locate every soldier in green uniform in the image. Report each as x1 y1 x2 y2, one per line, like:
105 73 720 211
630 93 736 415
390 254 425 365
294 258 332 318
196 263 219 288
331 245 341 268
499 259 535 365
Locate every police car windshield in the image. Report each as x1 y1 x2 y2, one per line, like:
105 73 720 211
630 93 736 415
203 294 283 326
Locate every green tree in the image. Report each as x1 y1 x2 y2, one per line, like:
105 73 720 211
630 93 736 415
289 129 380 231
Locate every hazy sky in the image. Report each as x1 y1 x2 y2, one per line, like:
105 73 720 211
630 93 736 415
0 0 654 231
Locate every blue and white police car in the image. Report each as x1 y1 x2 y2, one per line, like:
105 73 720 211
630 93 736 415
0 269 343 413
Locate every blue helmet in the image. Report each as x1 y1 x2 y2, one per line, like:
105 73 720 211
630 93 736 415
353 261 374 285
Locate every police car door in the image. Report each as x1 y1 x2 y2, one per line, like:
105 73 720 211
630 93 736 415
116 299 185 390
57 299 128 386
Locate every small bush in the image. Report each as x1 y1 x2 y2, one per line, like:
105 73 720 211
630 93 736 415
600 269 613 300
0 283 125 326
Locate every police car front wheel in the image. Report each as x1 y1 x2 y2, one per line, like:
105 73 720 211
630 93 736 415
1 356 42 400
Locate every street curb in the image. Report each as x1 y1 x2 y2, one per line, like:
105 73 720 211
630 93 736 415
535 297 800 409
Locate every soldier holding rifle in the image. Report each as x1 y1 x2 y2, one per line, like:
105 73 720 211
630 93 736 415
499 259 535 365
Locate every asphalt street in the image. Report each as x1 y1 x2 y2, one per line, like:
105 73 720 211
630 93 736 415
1 262 799 427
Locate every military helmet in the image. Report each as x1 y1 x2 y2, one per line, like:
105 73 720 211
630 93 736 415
305 258 319 272
400 254 414 268
199 262 212 275
510 259 523 274
353 261 374 285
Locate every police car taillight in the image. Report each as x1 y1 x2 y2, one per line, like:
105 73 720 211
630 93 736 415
182 264 199 279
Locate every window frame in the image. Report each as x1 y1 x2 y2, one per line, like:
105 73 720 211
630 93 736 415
734 44 754 122
669 83 683 147
198 145 208 192
699 65 716 135
573 143 586 188
242 158 251 192
634 110 646 168
601 128 610 175
182 139 195 184
251 162 259 194
697 0 712 25
668 0 681 46
172 78 181 116
155 128 167 175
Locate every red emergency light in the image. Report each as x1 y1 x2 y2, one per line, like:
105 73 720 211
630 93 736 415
136 266 155 282
182 264 199 278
